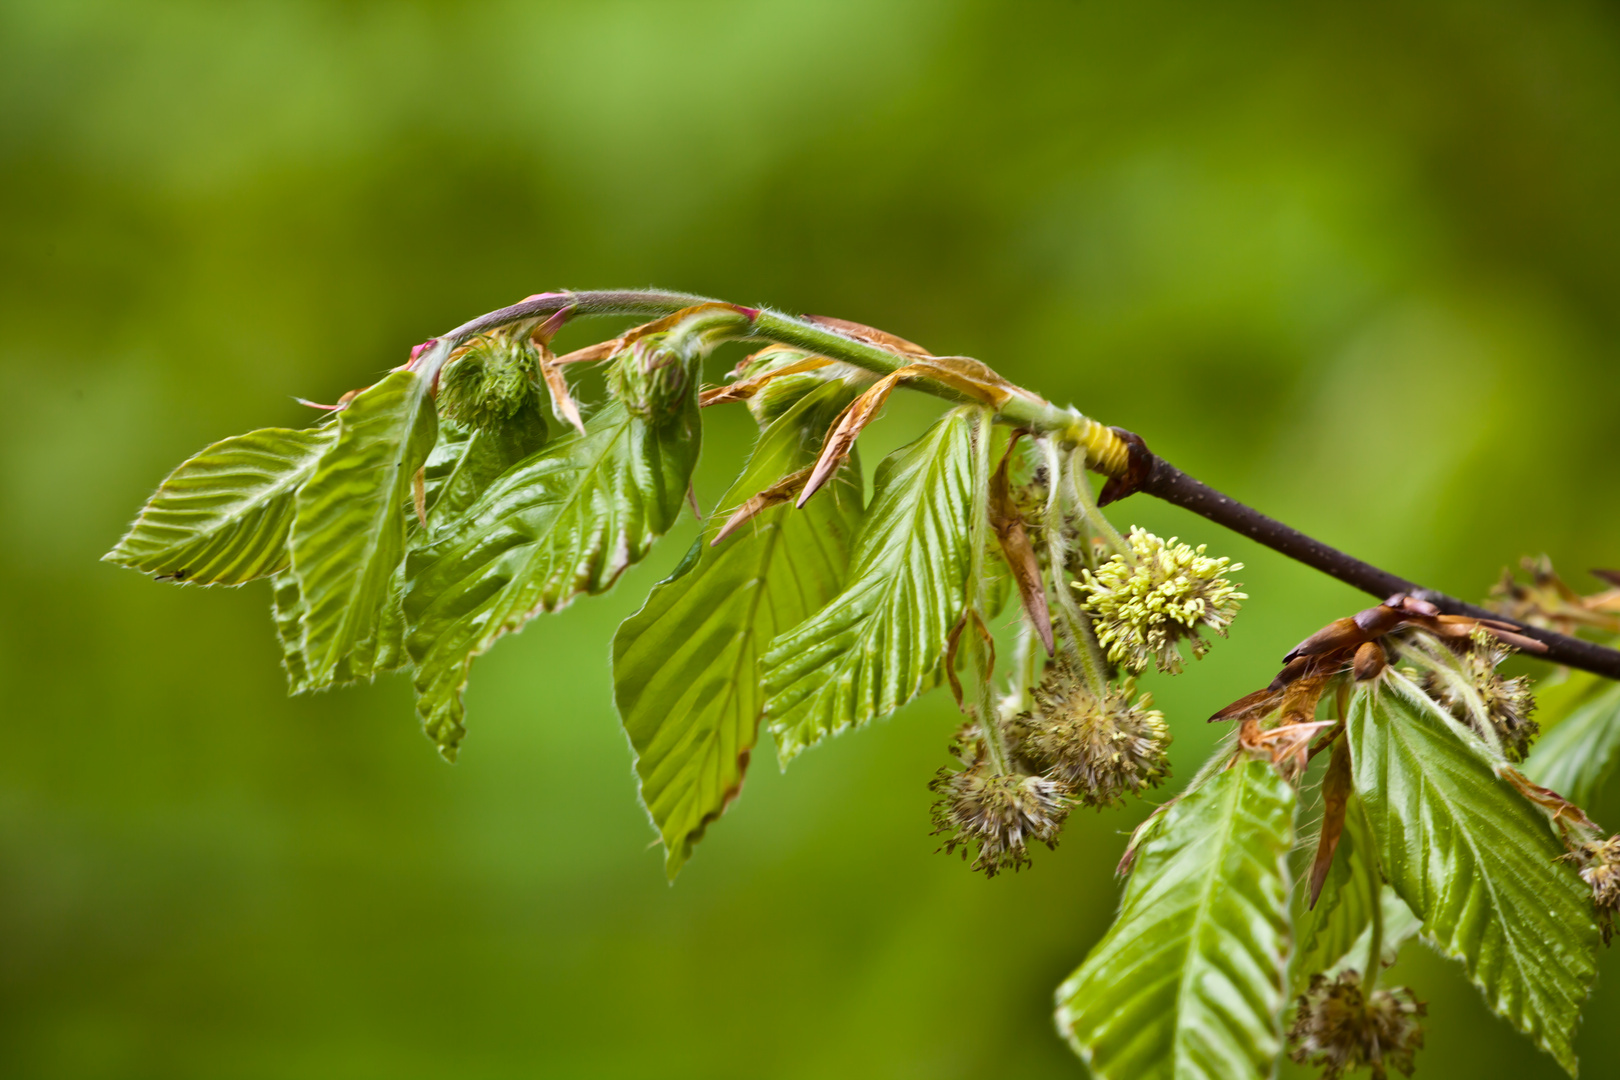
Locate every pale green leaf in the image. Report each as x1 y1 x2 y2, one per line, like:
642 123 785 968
1349 671 1599 1075
761 408 979 762
1525 682 1620 808
1056 759 1296 1080
404 395 700 760
105 426 334 585
614 382 863 876
421 413 549 528
290 370 437 685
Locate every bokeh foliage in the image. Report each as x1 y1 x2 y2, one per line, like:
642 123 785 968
4 1 1620 1076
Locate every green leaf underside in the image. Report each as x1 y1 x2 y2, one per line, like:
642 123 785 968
761 409 979 762
1349 671 1599 1075
1525 682 1620 808
1057 760 1296 1080
105 426 335 585
1292 792 1379 991
404 395 700 760
614 382 863 876
289 370 437 687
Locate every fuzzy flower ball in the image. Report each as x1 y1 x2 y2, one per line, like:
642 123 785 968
1075 529 1246 674
1421 629 1538 762
928 758 1069 877
1569 834 1620 942
1288 971 1426 1080
438 331 543 433
1023 662 1170 808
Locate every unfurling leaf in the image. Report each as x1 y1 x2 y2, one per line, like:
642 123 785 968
404 394 700 760
1525 682 1620 808
762 409 980 762
1348 670 1599 1075
1057 759 1296 1080
613 382 862 876
105 426 335 585
291 370 437 686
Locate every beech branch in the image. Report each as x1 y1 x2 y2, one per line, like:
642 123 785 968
432 288 1620 682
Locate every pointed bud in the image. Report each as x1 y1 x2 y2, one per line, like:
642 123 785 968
1075 529 1245 674
1288 970 1426 1080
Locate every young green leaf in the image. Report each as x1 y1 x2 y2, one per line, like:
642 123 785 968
421 413 549 528
1524 682 1620 808
613 382 863 876
760 408 979 762
404 395 700 760
105 426 335 585
290 370 437 685
1348 671 1600 1075
1057 759 1296 1080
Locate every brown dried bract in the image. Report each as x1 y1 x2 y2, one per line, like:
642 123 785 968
1309 737 1353 907
532 338 587 436
700 354 833 407
800 314 933 357
711 466 814 546
1212 594 1546 775
989 433 1053 655
1490 555 1620 637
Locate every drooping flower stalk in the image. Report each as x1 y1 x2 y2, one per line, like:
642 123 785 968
1041 437 1112 698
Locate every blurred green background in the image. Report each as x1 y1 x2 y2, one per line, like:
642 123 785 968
4 1 1620 1077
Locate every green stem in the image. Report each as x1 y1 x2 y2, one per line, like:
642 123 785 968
438 289 1127 465
1006 619 1040 714
965 409 1013 776
1361 804 1385 992
1042 438 1111 698
1065 446 1131 561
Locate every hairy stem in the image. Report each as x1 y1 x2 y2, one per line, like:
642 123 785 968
1065 446 1130 560
1042 439 1112 696
1361 806 1385 993
432 288 1620 682
967 410 1013 776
